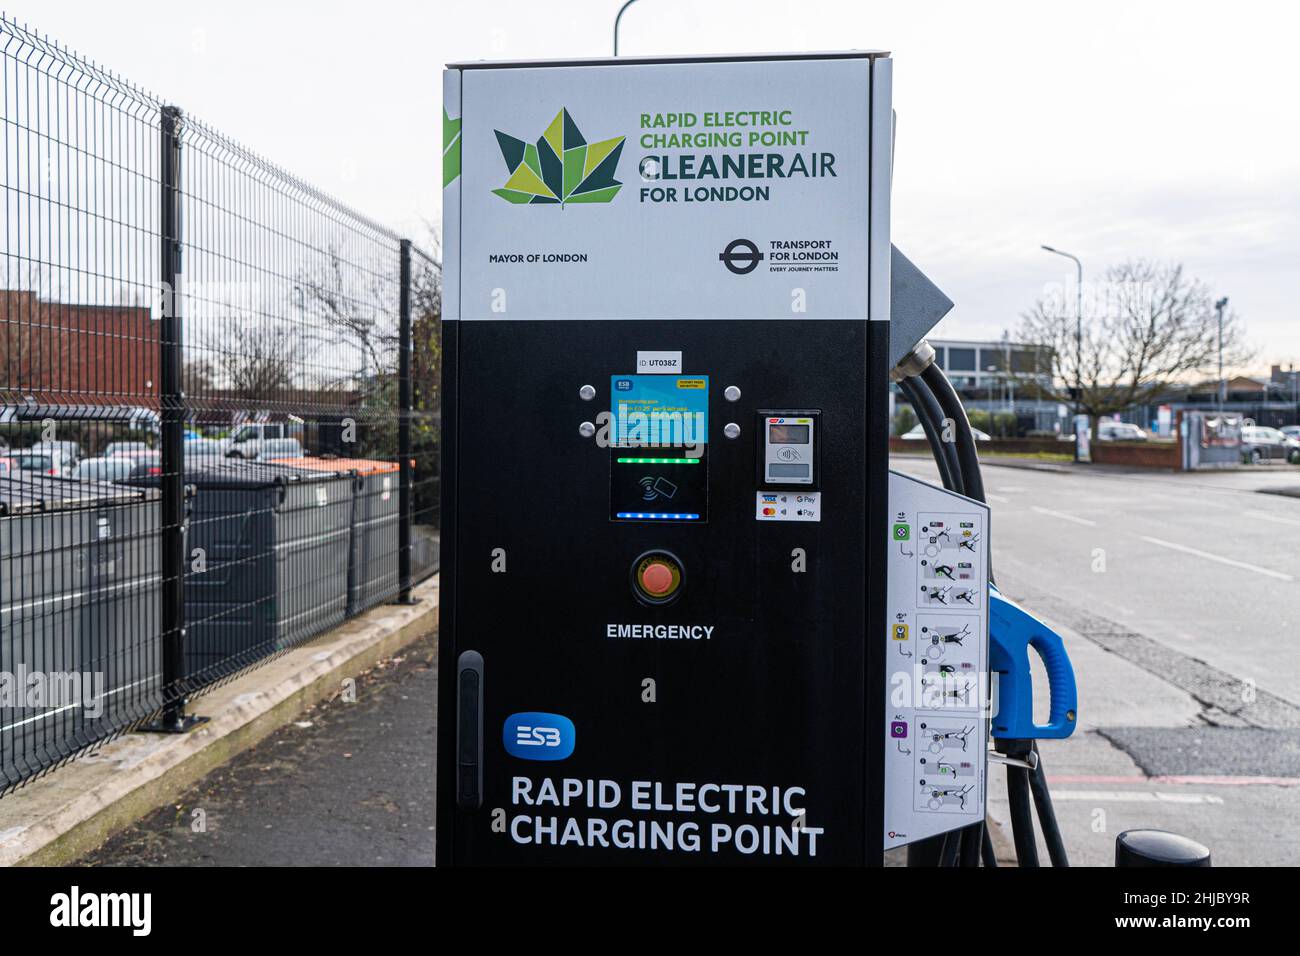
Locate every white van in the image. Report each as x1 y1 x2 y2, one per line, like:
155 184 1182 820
225 423 292 459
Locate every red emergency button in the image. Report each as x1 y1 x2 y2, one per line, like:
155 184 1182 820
640 561 675 595
631 551 684 604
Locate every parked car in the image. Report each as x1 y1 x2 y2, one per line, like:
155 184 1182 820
253 438 305 461
1241 425 1300 464
185 438 226 460
1097 421 1148 441
82 444 220 478
900 423 991 442
30 440 81 467
80 451 162 480
1280 425 1300 443
103 440 151 457
73 456 140 483
1058 421 1151 442
12 449 72 476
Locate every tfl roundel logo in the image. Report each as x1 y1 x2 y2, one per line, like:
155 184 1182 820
503 712 575 761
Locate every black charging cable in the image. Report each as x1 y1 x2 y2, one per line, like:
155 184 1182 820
897 375 962 495
921 362 986 513
1029 742 1070 867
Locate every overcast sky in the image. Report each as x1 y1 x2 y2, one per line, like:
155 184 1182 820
12 0 1298 373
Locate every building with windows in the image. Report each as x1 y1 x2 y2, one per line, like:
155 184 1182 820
893 337 1063 434
1127 368 1299 432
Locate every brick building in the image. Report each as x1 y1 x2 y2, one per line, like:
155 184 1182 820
1 291 159 410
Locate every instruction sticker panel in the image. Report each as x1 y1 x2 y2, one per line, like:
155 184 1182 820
884 471 990 849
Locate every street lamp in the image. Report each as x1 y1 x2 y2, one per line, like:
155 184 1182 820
986 364 997 433
1215 296 1229 411
1042 245 1083 460
613 0 639 56
1001 330 1015 416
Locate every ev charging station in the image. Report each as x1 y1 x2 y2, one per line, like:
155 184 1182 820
437 51 998 866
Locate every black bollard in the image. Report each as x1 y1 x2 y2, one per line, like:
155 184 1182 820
1116 829 1211 867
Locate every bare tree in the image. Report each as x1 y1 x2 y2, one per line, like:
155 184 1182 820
1 268 55 399
182 357 217 396
1 297 38 396
298 250 399 388
410 234 443 419
209 322 296 401
1018 259 1251 429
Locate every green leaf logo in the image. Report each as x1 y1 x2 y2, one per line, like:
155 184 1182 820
492 108 625 205
443 108 462 188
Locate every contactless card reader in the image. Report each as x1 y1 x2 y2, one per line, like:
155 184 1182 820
760 412 819 487
755 411 822 523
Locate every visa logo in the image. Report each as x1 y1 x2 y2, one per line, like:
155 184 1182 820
503 712 575 761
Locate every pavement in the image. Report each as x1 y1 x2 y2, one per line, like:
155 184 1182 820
77 631 438 867
892 454 1300 865
0 576 439 867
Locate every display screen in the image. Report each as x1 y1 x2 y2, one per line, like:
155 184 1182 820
770 424 810 444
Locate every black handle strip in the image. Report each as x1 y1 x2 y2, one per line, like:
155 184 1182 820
456 650 484 811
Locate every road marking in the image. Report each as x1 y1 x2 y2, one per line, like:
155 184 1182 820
986 493 1011 504
1139 535 1294 581
1048 790 1224 805
1030 505 1097 527
1244 509 1300 528
1155 774 1299 787
1052 774 1300 788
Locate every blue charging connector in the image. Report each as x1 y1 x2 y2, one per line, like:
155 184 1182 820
988 584 1078 740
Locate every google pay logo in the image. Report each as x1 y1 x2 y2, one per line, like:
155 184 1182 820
503 712 575 761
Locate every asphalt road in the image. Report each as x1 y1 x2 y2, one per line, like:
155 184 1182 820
893 455 1300 864
892 456 1300 706
78 632 437 867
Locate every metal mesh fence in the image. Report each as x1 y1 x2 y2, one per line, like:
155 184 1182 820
0 17 439 792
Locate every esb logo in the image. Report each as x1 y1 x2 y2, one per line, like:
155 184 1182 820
503 712 575 761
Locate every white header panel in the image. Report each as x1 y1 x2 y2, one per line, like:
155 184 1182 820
447 56 878 320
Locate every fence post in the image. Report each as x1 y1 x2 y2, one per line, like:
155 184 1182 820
151 105 203 732
398 238 415 603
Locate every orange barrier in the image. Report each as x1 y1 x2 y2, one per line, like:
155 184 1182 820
270 456 401 476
